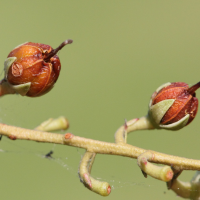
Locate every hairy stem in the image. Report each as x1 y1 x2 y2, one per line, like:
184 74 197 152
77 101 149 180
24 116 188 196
0 116 200 171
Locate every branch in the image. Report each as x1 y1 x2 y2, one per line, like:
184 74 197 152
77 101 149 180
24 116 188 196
1 116 200 197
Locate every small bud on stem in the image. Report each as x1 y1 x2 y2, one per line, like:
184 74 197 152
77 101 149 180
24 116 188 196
1 39 73 97
148 82 200 130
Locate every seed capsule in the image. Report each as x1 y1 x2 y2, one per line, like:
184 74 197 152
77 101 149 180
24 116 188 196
3 39 73 97
148 82 200 130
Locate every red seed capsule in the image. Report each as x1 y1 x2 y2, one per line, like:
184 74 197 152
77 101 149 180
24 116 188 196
152 82 200 126
6 40 73 97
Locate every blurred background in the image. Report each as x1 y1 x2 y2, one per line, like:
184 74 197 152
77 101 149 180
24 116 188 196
0 0 200 199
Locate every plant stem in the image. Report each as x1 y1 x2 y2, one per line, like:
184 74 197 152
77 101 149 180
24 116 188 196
0 116 200 171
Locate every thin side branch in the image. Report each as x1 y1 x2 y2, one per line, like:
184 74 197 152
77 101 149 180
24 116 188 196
79 151 111 196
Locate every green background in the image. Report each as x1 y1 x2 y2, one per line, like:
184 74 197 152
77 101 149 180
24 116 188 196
0 0 200 199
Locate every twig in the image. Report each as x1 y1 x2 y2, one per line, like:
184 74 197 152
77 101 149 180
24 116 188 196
1 115 200 196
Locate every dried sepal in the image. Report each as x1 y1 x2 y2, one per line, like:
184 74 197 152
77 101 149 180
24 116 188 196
11 82 31 96
148 82 171 108
4 57 17 79
159 114 190 130
148 99 175 126
0 80 31 96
